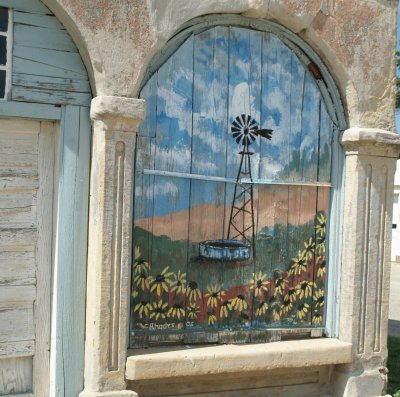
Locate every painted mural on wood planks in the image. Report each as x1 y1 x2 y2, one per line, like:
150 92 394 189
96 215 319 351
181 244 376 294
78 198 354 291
131 26 333 347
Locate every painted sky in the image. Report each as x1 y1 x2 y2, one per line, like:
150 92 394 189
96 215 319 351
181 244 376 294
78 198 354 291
136 27 334 218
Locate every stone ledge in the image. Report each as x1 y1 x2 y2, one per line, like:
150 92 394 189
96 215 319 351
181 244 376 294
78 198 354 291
126 338 352 381
90 96 146 131
341 127 400 157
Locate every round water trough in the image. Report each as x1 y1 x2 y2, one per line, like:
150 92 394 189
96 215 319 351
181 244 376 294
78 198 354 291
199 239 251 261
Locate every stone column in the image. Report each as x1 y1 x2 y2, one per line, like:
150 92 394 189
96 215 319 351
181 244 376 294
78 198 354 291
332 128 400 397
80 96 146 397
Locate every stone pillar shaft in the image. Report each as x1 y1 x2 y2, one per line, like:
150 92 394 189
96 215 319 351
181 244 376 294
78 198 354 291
80 96 146 397
333 127 400 397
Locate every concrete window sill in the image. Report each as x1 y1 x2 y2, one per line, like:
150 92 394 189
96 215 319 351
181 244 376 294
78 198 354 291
125 338 352 381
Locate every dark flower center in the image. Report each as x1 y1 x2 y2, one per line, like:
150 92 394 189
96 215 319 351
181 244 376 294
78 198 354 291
256 280 262 288
188 281 198 290
237 294 245 300
173 303 183 309
155 274 165 283
140 301 148 306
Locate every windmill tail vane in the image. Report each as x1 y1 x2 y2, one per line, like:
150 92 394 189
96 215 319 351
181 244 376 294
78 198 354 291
227 115 273 258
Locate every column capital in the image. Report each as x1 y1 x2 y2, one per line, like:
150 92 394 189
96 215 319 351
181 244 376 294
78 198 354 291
340 127 400 157
90 96 146 131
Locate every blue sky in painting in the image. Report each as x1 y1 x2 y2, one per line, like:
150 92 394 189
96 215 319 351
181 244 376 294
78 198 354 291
137 27 328 218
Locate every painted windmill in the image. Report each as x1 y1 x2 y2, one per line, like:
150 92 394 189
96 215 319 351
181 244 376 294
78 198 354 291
199 115 273 261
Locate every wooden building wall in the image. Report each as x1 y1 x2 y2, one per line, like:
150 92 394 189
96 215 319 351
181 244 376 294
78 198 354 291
0 1 91 396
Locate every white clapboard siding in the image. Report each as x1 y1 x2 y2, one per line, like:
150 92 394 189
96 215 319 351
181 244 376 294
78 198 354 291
0 0 92 106
0 118 56 397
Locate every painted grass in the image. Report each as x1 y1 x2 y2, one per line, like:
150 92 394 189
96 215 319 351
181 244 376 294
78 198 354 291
388 336 400 397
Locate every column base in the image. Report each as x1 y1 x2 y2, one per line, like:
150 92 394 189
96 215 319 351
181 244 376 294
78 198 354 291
80 390 138 397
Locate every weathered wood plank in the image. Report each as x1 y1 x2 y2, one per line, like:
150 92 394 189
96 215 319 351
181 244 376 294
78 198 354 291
0 341 34 358
0 357 33 395
0 118 41 134
14 11 64 30
13 73 91 94
14 25 77 52
0 307 35 342
13 46 87 76
0 228 36 251
318 103 333 182
0 0 50 14
0 175 39 191
0 101 61 120
0 192 37 228
0 252 36 286
0 286 36 306
33 121 55 397
12 86 91 107
13 57 87 80
189 27 229 330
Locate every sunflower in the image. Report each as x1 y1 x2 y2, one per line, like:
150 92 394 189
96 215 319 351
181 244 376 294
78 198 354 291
285 287 297 303
207 311 217 325
302 238 315 260
296 302 310 320
315 236 326 255
274 276 288 297
150 266 173 296
150 300 168 320
133 300 152 318
220 300 232 318
133 247 150 275
312 312 323 325
231 294 248 311
290 252 308 276
168 303 185 319
272 308 281 321
296 280 316 299
282 295 293 314
316 213 327 236
186 281 202 302
170 270 187 295
134 272 152 291
316 260 326 278
187 303 200 319
313 289 325 308
250 271 269 297
205 283 225 308
255 301 268 317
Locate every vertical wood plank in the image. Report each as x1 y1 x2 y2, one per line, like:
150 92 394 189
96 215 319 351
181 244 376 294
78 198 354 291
318 103 333 182
150 36 194 338
0 357 33 395
189 27 229 331
33 120 55 397
50 105 90 397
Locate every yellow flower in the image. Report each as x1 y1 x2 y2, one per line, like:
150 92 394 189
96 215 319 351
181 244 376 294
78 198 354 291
207 311 217 325
285 287 297 303
290 252 307 276
316 259 326 278
170 270 187 295
250 271 269 297
313 289 324 308
134 272 152 290
296 280 316 299
150 300 168 320
231 294 248 311
255 301 268 317
316 236 326 255
274 276 288 297
205 284 225 308
220 300 232 318
133 300 152 318
302 238 315 260
272 308 281 321
312 312 323 324
150 266 173 296
132 290 139 299
296 302 310 320
133 246 150 275
168 303 185 319
282 295 293 314
187 303 200 319
316 213 327 236
186 281 202 302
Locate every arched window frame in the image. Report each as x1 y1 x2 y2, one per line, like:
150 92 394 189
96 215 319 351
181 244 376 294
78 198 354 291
132 15 347 346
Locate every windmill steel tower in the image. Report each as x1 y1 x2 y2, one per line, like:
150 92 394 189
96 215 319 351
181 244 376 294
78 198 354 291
199 114 273 261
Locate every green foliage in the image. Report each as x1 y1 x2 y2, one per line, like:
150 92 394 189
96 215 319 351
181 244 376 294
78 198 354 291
388 336 400 396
